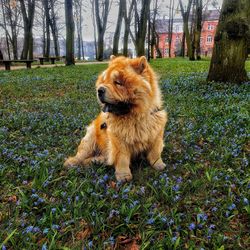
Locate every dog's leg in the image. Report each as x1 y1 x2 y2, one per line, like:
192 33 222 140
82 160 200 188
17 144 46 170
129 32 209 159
108 139 132 182
147 136 166 171
64 124 97 168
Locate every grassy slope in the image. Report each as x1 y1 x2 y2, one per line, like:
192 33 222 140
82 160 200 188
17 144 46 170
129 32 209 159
0 59 249 249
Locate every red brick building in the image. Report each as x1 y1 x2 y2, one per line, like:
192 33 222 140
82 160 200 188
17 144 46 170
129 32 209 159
156 10 220 57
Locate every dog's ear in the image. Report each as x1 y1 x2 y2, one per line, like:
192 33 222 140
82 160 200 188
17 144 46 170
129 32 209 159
138 56 147 72
131 56 148 74
110 55 116 61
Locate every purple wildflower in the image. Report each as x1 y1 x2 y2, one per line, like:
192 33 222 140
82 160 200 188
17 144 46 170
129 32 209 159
188 223 196 230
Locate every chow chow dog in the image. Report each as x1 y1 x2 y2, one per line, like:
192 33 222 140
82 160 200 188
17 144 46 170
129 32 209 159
64 56 167 181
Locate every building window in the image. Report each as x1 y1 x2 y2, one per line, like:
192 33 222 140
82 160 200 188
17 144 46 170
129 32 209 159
164 48 168 56
208 23 214 30
207 35 213 43
165 36 169 43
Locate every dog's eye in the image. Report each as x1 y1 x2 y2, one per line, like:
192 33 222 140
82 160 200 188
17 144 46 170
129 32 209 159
114 80 123 86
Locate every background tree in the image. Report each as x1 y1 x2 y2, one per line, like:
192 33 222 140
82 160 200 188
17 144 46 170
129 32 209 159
112 0 125 55
74 0 85 60
65 0 75 65
0 0 21 59
207 0 250 83
150 0 161 58
43 0 50 58
20 0 35 59
123 0 134 56
50 0 60 57
130 0 151 56
94 0 110 61
179 0 193 60
191 0 202 60
168 0 174 57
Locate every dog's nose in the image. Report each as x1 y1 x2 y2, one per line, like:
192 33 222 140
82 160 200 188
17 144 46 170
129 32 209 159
98 87 106 97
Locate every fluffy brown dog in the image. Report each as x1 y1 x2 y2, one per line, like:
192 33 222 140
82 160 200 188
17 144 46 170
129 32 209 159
64 56 167 181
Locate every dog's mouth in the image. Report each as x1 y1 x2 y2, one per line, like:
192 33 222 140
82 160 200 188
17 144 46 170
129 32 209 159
102 101 132 115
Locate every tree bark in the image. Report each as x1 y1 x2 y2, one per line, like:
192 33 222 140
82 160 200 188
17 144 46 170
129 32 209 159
168 0 174 57
123 0 134 56
113 0 125 55
179 0 194 60
133 0 151 56
94 0 110 61
50 0 60 57
43 0 50 58
65 0 75 65
207 0 250 83
20 0 35 60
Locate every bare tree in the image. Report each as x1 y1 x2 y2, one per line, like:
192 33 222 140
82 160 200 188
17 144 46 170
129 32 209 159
130 0 151 56
112 0 125 55
191 0 202 60
168 0 175 57
94 0 111 61
50 0 60 57
123 0 134 56
43 0 50 58
179 0 193 60
90 0 98 59
74 0 84 60
65 0 75 65
0 0 21 59
207 0 250 83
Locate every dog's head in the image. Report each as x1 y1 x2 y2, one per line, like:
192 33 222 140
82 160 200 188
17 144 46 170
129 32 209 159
96 56 158 116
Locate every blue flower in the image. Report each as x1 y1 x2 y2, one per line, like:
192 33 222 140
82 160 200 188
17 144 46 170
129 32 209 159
172 185 180 192
43 228 49 234
197 213 208 222
243 198 249 205
103 174 109 181
147 218 155 225
51 208 56 214
41 243 47 250
228 203 236 210
88 241 93 248
188 223 196 230
2 245 7 250
211 207 218 212
51 224 60 230
171 236 177 243
25 225 34 233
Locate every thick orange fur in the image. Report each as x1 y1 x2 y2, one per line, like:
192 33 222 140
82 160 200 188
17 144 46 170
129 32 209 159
64 56 168 181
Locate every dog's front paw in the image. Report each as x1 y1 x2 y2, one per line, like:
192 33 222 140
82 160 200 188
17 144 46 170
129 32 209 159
64 157 79 168
152 162 166 171
91 156 106 165
115 171 133 182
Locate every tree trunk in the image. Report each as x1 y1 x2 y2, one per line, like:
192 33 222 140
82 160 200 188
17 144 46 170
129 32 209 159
50 0 60 57
179 0 194 60
43 0 50 58
168 0 174 57
123 0 134 56
65 0 75 65
20 0 35 60
113 0 124 55
134 0 151 56
95 0 110 61
0 49 3 61
181 31 185 57
207 0 249 83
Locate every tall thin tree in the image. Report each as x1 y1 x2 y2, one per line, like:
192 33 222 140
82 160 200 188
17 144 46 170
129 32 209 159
179 0 193 60
20 0 35 59
113 0 125 55
65 0 75 65
94 0 110 61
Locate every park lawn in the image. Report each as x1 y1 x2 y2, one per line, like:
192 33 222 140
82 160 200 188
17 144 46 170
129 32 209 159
0 58 249 249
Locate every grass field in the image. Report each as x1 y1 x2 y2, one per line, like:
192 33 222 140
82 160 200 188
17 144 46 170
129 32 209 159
0 58 249 249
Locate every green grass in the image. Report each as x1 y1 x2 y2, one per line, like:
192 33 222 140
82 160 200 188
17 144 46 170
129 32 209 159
0 58 249 249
